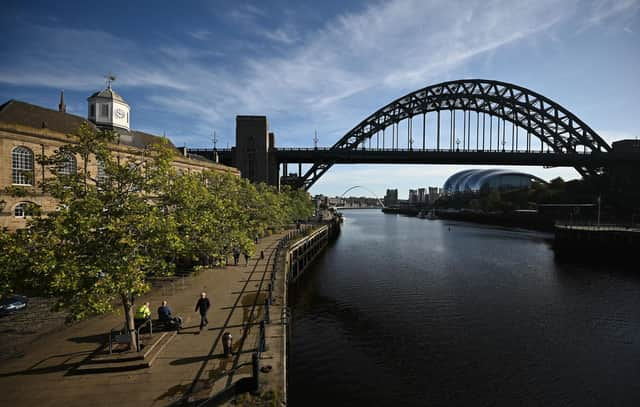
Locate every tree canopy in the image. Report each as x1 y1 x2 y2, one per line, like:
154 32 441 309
0 124 313 348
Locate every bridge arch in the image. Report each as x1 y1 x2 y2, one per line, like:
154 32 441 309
300 79 610 189
339 185 385 208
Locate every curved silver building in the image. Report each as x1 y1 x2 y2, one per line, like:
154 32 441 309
443 169 545 194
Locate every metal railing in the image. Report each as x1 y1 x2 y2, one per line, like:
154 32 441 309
135 319 153 352
555 221 640 232
250 223 313 391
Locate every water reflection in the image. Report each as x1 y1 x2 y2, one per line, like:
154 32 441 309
289 210 640 407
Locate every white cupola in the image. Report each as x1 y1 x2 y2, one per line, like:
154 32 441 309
87 78 130 131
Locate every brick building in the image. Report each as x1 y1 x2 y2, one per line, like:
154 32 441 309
0 85 239 230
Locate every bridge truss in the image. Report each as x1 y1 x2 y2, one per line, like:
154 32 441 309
297 79 611 190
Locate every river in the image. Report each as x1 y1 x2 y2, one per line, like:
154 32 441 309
288 209 640 406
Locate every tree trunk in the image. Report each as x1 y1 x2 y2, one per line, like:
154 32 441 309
121 293 138 352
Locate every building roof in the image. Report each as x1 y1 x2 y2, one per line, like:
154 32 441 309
443 169 545 193
88 87 127 104
0 99 176 150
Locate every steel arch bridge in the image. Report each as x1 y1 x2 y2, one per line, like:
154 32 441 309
297 79 611 190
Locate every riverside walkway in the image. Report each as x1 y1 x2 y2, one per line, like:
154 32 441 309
0 231 289 406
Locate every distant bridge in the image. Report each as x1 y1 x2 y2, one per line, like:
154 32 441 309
190 79 640 190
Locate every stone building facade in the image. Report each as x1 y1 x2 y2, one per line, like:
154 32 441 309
0 86 239 230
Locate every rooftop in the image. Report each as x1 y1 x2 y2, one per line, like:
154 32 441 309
0 99 175 151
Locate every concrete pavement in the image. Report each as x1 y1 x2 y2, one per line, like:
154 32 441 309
0 231 288 406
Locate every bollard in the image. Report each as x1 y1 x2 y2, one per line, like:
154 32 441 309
222 332 233 357
260 320 267 352
251 352 260 393
264 298 270 323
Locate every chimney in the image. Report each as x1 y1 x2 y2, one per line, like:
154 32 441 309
58 90 66 113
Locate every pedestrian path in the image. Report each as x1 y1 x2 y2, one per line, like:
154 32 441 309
0 231 288 407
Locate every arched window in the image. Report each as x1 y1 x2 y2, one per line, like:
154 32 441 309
57 153 77 176
12 146 34 185
13 202 37 218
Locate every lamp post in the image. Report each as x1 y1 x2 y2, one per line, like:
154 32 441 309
456 138 460 151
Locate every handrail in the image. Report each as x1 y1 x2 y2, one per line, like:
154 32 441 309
135 319 153 352
187 146 603 155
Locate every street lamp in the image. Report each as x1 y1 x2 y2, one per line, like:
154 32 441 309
0 199 6 213
455 138 460 151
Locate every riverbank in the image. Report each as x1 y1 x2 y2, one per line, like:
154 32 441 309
382 207 555 231
223 218 341 405
553 223 640 262
434 209 555 231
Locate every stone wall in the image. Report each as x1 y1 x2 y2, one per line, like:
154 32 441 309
0 126 239 230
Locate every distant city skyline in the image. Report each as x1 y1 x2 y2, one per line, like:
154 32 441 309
1 0 638 197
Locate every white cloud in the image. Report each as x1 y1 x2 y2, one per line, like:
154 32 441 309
261 28 298 45
581 0 640 28
1 0 637 195
187 30 212 41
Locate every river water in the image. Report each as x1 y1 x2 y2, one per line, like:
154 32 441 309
288 210 640 406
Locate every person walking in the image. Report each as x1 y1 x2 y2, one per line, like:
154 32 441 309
243 252 250 266
232 248 240 265
195 292 211 331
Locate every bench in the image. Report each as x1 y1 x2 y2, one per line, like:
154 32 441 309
109 328 132 354
154 318 181 332
109 319 153 354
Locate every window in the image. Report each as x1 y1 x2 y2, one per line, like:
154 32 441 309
14 202 36 218
100 104 109 117
12 146 34 185
96 160 108 186
57 153 77 176
90 104 96 117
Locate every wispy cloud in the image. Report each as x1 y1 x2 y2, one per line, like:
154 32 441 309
0 0 637 194
261 28 297 45
187 29 212 41
581 0 640 28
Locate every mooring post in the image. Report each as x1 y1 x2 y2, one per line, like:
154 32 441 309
252 351 260 393
260 320 267 352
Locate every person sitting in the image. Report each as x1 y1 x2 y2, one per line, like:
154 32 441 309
134 301 151 330
157 300 182 330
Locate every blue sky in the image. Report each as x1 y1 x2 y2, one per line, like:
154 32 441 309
1 0 639 198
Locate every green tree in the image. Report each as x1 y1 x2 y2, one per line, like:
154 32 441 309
1 123 316 350
23 125 178 350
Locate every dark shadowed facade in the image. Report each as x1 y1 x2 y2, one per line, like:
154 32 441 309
234 116 279 187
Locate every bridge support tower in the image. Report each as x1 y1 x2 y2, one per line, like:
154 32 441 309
235 115 280 188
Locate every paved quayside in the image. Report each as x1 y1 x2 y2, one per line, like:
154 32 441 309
0 230 291 406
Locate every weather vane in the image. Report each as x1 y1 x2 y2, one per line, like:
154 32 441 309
105 73 116 88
